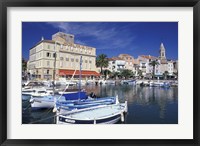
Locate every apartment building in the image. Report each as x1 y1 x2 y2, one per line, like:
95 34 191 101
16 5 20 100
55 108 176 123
27 32 100 80
108 57 126 72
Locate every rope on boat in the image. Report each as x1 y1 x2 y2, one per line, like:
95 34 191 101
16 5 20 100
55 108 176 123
39 107 54 117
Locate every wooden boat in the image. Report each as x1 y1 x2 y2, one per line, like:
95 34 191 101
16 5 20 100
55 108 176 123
57 99 128 124
56 96 116 111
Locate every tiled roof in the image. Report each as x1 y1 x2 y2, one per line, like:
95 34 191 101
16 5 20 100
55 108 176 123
108 57 123 61
140 55 158 60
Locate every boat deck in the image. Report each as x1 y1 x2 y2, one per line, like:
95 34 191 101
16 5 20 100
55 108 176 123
64 104 125 120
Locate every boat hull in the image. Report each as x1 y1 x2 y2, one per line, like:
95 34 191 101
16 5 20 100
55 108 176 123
58 114 121 124
57 102 127 124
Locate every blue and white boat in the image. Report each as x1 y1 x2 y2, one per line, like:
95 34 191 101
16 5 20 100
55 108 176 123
55 96 116 111
57 98 128 124
150 81 170 87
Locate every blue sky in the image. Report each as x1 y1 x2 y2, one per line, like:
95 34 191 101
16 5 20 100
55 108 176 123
22 22 178 60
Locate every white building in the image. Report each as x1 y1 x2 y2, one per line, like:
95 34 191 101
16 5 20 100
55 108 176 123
137 43 176 79
108 57 126 72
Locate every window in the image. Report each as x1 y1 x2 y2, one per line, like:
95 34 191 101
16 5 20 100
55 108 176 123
48 45 50 49
61 44 63 49
76 58 79 62
47 52 51 57
66 58 69 61
47 70 49 74
60 57 63 60
71 58 74 62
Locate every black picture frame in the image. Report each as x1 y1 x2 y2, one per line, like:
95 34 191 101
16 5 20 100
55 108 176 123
0 0 199 146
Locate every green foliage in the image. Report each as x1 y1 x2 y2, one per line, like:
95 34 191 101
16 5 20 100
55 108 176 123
96 54 109 74
103 69 111 80
110 71 121 79
22 58 27 72
120 69 134 79
163 71 169 80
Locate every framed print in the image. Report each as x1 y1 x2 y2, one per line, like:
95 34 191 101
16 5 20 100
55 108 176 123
0 0 199 145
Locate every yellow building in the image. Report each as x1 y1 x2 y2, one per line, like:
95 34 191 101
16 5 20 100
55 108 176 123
28 32 100 80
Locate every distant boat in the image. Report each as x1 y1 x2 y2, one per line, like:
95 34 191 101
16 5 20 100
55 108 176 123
57 99 128 124
150 81 170 87
121 80 136 85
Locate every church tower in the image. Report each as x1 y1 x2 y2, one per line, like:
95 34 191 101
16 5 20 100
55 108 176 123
159 42 166 60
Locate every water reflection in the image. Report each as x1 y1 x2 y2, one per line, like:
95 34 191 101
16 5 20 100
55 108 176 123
84 84 178 123
22 84 178 124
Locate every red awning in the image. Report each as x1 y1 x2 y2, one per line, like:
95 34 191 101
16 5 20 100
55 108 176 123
59 69 100 76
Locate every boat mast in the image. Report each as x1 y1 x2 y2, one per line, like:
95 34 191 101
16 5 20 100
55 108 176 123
79 56 82 99
53 41 57 95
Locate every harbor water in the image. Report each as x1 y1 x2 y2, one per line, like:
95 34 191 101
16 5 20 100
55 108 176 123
22 84 178 124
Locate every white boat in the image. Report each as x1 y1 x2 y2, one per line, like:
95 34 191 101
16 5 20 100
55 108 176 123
22 88 53 96
30 93 82 110
57 99 128 124
121 80 136 85
150 81 170 87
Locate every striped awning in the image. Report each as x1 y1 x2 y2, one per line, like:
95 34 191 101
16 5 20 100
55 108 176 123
59 69 100 76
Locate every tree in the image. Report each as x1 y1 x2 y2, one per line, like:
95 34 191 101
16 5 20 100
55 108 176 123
163 71 169 80
22 58 27 72
149 60 159 80
111 71 120 80
96 54 109 74
120 69 133 79
103 69 111 80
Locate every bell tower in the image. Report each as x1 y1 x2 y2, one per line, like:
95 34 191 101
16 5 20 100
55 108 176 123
159 43 166 60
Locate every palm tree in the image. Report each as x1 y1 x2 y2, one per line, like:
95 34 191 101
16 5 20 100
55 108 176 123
120 69 133 79
96 54 109 74
149 60 159 80
163 71 169 80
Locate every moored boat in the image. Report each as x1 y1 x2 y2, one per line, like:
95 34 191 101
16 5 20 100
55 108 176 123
56 96 116 111
57 99 128 124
